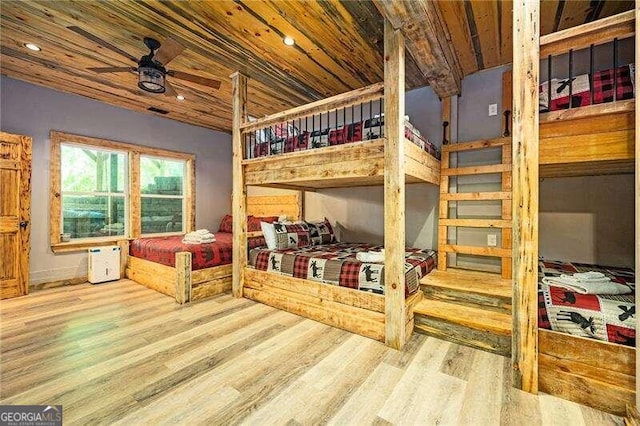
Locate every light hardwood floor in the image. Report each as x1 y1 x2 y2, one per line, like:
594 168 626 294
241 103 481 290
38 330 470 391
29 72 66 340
0 280 622 425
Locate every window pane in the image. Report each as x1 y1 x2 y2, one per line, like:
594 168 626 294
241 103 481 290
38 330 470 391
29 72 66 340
141 197 183 234
61 145 126 193
62 195 125 239
140 156 185 195
140 157 184 196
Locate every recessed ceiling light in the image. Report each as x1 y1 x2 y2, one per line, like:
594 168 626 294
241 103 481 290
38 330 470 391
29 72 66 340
24 43 41 51
176 95 185 101
283 36 295 46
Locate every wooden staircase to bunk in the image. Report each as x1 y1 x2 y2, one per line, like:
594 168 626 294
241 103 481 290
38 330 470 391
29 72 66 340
414 137 513 356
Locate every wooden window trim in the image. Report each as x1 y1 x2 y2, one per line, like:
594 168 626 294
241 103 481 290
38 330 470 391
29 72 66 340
50 131 195 252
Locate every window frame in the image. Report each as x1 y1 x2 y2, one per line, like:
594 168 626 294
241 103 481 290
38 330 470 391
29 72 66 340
50 131 195 253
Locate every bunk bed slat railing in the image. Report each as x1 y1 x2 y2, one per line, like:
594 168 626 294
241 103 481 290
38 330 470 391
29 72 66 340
540 9 634 57
239 82 384 135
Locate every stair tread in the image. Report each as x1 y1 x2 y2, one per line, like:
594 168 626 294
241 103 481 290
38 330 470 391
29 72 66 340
414 299 512 336
420 269 511 299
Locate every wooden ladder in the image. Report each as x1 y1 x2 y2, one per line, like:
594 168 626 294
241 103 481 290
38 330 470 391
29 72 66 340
438 137 513 279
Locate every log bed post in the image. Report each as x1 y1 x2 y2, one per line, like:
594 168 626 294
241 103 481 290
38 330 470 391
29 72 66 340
512 0 540 392
231 72 248 298
383 18 406 349
634 0 640 409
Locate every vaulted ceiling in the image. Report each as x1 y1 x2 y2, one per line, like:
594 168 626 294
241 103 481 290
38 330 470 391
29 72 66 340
0 1 634 132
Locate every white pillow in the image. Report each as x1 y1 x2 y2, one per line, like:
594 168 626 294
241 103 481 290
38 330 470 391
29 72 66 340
260 221 277 250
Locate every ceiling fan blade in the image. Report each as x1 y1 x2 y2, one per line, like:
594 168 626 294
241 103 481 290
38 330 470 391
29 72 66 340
163 80 178 97
154 37 185 66
167 70 221 90
67 26 138 63
88 66 136 74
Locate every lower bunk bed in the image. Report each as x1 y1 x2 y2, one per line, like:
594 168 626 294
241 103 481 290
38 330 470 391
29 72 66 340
125 193 302 303
244 242 437 342
126 232 268 304
537 259 636 415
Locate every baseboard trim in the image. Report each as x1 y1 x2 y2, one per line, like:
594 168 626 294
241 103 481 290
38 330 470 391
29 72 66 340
30 276 88 292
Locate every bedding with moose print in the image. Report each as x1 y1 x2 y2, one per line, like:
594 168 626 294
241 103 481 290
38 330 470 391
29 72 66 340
248 243 437 297
538 259 635 347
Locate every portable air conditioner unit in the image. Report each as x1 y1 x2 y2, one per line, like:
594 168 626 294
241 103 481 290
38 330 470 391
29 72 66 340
88 246 121 284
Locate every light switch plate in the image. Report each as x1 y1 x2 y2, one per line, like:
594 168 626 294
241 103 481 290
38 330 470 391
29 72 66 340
488 104 498 116
487 234 498 247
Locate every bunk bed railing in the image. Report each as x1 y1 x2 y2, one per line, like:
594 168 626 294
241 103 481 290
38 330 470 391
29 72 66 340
537 10 635 122
540 9 634 56
239 82 384 134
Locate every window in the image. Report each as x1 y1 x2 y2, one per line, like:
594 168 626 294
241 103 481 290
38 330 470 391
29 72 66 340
60 144 128 239
50 132 195 252
140 156 186 235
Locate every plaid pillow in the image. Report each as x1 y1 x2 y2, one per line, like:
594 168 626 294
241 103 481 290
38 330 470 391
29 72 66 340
248 215 278 232
272 221 311 249
306 218 336 245
220 215 279 233
218 214 233 233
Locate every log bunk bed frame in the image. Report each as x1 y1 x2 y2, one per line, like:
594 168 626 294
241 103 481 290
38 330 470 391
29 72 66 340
511 4 638 417
124 194 302 304
231 19 440 350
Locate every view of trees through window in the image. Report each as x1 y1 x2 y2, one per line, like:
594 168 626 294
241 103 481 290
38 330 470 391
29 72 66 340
60 144 187 239
61 144 126 239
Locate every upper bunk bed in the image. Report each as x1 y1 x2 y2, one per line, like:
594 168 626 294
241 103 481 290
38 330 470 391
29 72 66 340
230 18 439 350
503 10 635 179
237 83 440 191
537 10 635 178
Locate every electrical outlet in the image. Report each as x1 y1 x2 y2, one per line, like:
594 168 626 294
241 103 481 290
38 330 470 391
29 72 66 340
488 103 498 116
487 234 497 247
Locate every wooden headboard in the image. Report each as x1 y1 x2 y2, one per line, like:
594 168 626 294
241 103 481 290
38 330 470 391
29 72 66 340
246 193 302 221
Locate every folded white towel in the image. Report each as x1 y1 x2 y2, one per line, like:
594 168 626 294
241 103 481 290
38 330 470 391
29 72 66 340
182 237 216 245
542 276 631 295
356 250 385 263
182 229 216 244
184 231 215 240
572 271 607 281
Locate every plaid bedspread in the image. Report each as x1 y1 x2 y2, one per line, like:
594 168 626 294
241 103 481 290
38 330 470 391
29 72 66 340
249 243 437 297
538 259 635 347
130 232 266 270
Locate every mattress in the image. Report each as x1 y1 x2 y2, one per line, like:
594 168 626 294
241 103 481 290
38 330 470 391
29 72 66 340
130 232 266 270
538 259 635 347
248 242 437 297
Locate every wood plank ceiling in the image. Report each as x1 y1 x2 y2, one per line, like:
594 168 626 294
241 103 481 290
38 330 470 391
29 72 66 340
0 1 634 133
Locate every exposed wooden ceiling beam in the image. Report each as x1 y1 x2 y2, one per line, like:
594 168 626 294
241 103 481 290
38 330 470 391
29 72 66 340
373 0 463 98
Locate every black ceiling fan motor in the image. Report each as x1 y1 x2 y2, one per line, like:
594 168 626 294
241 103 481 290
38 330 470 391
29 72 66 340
143 37 161 53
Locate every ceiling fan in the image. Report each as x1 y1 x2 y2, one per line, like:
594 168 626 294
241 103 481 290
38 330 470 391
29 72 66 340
67 26 221 96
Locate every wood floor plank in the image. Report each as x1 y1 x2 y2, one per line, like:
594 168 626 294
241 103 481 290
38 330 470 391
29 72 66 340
0 280 623 424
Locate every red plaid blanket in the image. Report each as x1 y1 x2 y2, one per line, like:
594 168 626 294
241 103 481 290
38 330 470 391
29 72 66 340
249 243 437 297
539 63 635 112
130 232 266 270
538 259 635 347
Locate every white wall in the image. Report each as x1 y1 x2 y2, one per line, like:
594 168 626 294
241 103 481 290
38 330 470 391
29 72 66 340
0 76 232 285
540 175 634 267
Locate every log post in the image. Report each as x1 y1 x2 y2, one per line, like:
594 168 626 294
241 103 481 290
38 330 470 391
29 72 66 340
175 252 191 304
512 0 540 393
231 72 248 298
383 18 406 350
635 0 639 410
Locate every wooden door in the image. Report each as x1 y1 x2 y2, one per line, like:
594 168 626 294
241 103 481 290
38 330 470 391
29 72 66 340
0 132 32 299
